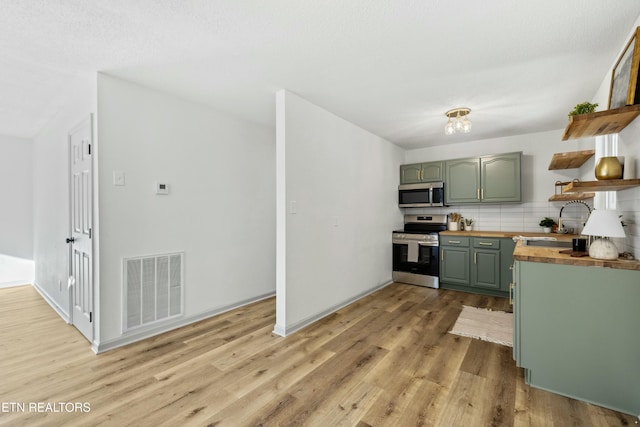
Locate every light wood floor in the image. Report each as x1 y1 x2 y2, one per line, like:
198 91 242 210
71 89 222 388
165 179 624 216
0 284 636 426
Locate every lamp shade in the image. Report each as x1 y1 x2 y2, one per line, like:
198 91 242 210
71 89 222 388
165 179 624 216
581 209 626 238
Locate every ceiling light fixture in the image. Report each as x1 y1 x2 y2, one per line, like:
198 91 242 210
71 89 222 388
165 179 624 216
445 108 472 135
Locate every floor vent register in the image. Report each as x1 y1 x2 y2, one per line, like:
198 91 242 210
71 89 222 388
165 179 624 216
123 252 184 331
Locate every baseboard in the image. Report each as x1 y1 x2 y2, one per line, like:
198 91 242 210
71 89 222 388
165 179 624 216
272 280 393 337
0 281 33 289
32 282 71 323
93 291 276 354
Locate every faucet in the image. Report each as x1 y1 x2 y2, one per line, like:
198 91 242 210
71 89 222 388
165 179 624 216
558 200 592 233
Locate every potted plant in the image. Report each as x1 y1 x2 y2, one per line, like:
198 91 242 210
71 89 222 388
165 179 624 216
463 218 474 231
539 217 557 233
568 102 598 117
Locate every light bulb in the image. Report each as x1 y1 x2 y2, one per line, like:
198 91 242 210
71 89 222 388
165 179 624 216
454 114 463 131
462 116 472 133
445 119 455 135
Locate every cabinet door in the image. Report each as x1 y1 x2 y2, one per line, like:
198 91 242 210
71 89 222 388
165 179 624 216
481 152 521 203
421 161 444 182
472 249 501 290
400 163 423 184
440 247 470 285
445 158 481 204
512 261 521 364
500 238 517 293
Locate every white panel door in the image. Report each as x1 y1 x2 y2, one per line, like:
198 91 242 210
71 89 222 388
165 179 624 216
68 116 93 342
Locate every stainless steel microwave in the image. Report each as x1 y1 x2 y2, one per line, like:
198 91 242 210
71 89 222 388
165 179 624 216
398 182 445 207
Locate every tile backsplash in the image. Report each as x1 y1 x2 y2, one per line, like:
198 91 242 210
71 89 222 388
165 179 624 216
617 187 640 257
406 201 591 233
406 194 639 258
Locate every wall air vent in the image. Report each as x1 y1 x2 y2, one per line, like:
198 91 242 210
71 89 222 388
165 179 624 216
123 252 183 332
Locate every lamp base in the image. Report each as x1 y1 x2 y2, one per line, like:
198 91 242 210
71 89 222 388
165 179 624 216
588 238 619 260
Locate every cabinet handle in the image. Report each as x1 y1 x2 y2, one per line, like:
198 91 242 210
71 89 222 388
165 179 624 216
474 252 477 264
477 188 480 199
448 240 461 244
478 242 493 246
420 169 424 180
509 282 515 305
441 249 444 261
481 188 485 199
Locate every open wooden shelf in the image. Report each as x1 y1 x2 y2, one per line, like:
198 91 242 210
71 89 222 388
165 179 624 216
548 150 595 170
548 193 595 201
561 104 640 140
562 179 640 193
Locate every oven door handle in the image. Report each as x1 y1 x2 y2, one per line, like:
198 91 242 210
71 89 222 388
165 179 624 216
393 239 438 246
392 239 409 245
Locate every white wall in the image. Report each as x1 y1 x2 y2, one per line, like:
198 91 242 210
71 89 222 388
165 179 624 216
404 130 594 233
97 74 275 344
590 16 640 257
0 134 34 286
32 76 97 316
618 120 640 256
275 90 404 335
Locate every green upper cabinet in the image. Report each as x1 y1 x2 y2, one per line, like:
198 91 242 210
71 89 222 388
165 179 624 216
481 152 522 203
444 157 481 203
445 152 521 204
400 161 444 184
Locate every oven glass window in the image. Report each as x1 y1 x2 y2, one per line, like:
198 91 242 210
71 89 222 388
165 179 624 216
393 243 439 276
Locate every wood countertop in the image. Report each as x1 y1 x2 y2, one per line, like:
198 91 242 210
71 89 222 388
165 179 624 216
440 230 579 239
439 230 640 271
513 240 640 271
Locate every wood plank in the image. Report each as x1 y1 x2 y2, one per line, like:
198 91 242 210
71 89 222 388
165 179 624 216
561 104 640 140
0 284 637 426
548 150 595 170
548 193 595 201
562 178 640 193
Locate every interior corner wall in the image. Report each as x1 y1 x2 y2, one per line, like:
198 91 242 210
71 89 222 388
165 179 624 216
32 76 97 317
275 90 404 335
97 74 275 343
0 134 34 286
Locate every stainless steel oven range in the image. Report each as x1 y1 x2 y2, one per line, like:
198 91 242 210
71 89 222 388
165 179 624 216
392 214 447 288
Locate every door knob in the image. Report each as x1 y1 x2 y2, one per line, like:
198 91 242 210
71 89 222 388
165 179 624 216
66 237 75 243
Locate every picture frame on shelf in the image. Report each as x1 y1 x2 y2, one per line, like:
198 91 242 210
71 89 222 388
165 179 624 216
609 26 640 109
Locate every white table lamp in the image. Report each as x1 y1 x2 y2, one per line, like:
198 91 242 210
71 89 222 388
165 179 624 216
581 209 626 260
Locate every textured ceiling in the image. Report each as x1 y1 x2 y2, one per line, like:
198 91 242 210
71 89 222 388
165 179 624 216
2 1 640 149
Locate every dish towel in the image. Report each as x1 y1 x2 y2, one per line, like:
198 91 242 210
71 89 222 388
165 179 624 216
408 241 419 263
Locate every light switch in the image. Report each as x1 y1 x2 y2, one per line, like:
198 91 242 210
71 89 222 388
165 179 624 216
113 171 125 186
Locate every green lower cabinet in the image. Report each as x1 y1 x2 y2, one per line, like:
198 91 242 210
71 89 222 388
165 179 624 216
440 247 470 285
472 249 500 290
514 260 640 416
440 237 515 297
